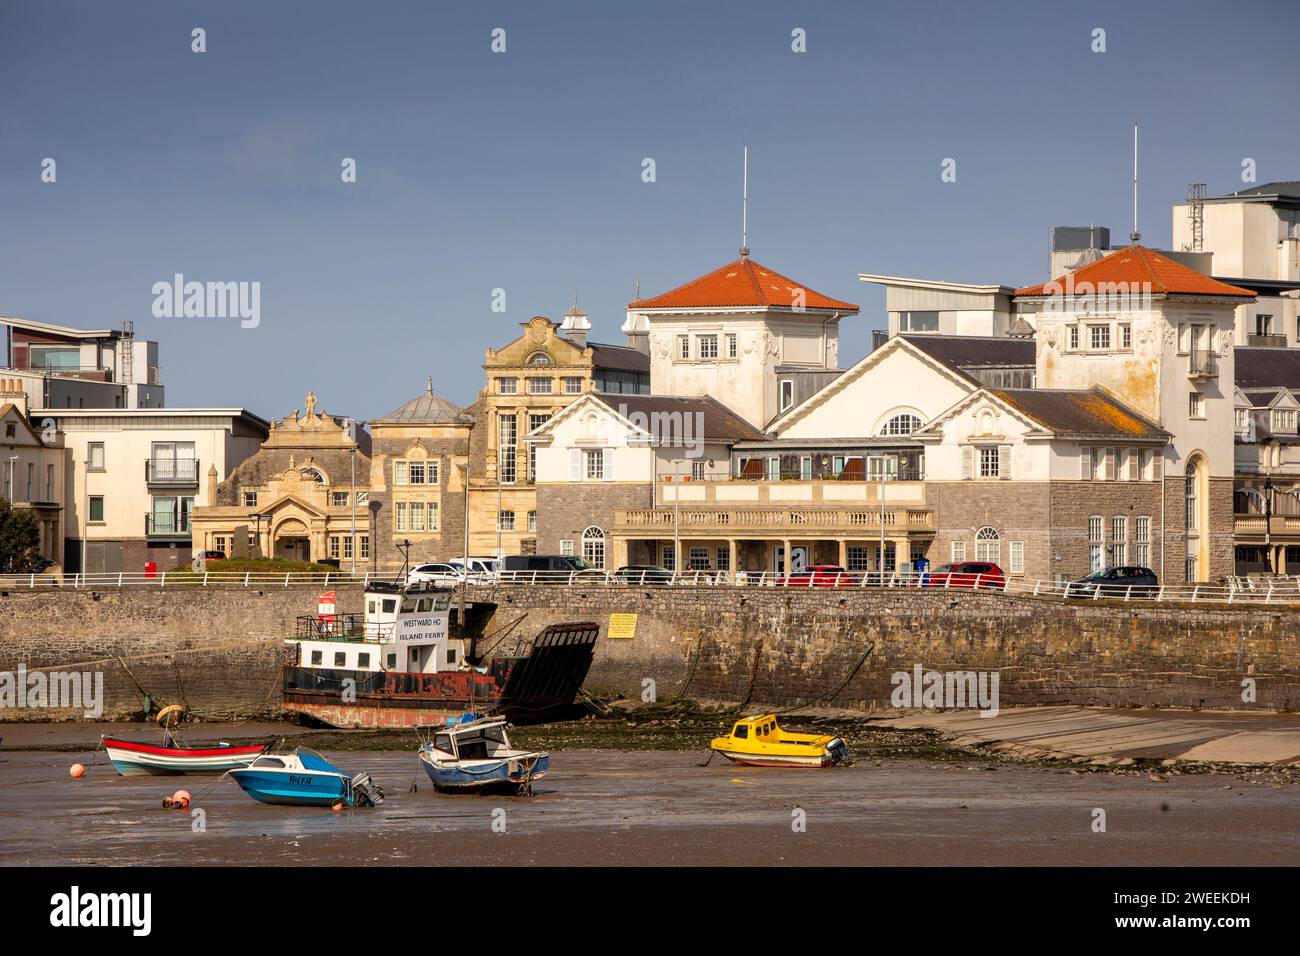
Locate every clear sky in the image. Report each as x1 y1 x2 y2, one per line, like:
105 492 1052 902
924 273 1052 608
2 0 1297 421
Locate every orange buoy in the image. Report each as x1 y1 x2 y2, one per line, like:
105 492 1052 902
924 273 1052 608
172 790 191 809
331 802 344 811
69 763 86 779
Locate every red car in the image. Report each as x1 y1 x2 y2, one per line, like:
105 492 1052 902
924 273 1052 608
923 561 1006 591
778 565 857 588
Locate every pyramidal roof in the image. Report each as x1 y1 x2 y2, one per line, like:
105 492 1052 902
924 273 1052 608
628 256 859 312
1015 245 1255 299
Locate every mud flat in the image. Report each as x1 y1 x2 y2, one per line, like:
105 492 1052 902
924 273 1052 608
2 746 1298 867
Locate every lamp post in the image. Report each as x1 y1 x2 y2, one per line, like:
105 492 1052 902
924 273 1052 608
345 419 367 577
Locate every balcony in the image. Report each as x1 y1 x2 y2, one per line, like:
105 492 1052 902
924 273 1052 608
145 458 199 485
1247 334 1287 348
1234 513 1300 541
1187 350 1218 381
658 477 927 508
145 513 192 539
616 507 935 537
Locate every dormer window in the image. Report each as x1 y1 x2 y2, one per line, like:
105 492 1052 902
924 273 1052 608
1273 409 1295 432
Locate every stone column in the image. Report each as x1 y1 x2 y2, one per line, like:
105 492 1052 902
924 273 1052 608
781 537 791 574
837 538 847 567
728 538 738 577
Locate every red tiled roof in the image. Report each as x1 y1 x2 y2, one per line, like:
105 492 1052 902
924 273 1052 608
628 257 859 312
1015 245 1255 299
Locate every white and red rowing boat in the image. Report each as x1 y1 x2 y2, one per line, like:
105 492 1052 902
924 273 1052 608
103 737 267 776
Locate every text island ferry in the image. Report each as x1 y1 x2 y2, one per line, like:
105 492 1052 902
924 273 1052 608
282 582 599 729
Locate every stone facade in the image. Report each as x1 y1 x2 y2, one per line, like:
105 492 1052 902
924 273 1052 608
368 423 471 572
535 481 655 567
191 391 370 565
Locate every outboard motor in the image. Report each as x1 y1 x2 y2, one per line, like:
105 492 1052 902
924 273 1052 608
349 771 385 807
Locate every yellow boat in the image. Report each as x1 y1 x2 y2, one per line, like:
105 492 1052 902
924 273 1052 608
709 714 850 768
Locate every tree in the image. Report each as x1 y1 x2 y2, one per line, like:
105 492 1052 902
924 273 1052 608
0 498 41 573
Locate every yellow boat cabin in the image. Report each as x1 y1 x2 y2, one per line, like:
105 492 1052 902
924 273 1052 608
709 714 850 768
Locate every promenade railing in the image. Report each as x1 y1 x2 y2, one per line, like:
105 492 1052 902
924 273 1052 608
4 568 1300 606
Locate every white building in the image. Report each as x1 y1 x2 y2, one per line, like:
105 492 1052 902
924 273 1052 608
43 407 268 573
624 254 859 428
0 379 65 566
1 317 164 409
1016 244 1254 580
1171 181 1300 348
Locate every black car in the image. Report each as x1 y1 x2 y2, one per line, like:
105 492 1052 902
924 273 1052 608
1067 566 1159 599
613 565 675 586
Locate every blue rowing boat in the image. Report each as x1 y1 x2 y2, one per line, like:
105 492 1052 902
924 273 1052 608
418 714 549 795
229 747 384 807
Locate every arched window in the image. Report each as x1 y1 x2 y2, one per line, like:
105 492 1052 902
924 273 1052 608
526 352 551 366
974 526 1000 563
300 467 326 485
582 526 606 569
880 413 923 436
1184 462 1199 533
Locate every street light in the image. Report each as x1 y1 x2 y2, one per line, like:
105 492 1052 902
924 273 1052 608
345 419 367 576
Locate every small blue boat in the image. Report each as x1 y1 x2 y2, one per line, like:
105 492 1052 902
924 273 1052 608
418 715 549 795
229 747 384 807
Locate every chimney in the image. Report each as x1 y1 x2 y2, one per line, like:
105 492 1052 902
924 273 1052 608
560 300 590 349
621 312 650 353
1 378 28 417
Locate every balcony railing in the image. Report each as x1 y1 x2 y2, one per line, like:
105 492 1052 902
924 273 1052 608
616 507 935 536
1234 514 1300 539
145 513 192 538
1247 334 1287 348
1188 350 1218 380
145 458 199 484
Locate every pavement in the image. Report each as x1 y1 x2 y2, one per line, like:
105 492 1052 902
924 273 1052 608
877 705 1300 766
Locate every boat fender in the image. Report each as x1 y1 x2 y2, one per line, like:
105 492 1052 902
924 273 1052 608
162 789 191 810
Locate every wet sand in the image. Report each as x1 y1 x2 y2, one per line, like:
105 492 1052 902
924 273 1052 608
2 748 1298 866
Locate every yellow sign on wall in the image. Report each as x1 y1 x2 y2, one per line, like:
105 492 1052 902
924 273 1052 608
608 612 638 639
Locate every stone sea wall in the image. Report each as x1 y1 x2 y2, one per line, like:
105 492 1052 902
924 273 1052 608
1 583 1298 720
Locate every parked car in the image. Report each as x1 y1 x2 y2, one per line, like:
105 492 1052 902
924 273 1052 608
613 565 675 586
499 554 602 581
406 562 464 586
924 561 1006 590
1067 566 1158 599
446 556 500 585
778 565 857 588
191 550 226 571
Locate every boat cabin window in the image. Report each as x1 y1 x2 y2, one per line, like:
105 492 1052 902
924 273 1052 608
382 599 396 614
368 600 377 615
417 598 432 612
433 594 451 611
734 725 748 739
446 647 457 664
434 734 453 753
334 652 346 667
358 653 370 668
311 650 323 665
386 654 396 668
253 757 286 768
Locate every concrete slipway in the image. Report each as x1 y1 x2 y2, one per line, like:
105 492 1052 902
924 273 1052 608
878 706 1300 765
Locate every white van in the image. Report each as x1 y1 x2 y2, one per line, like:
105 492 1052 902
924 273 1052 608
447 557 500 584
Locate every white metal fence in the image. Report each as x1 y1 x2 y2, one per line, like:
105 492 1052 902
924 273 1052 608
5 567 1300 606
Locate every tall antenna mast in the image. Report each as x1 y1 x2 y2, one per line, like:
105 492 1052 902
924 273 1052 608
739 145 750 258
1130 122 1141 244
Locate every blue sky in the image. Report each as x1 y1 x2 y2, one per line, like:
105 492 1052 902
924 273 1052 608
2 0 1297 419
